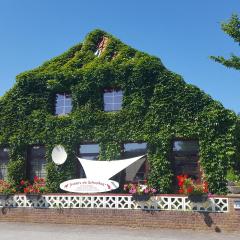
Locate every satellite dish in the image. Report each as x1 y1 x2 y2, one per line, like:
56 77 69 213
51 145 67 165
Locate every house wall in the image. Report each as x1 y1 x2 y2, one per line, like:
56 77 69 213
0 29 240 194
0 196 239 232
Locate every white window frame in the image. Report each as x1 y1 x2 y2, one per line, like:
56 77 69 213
104 89 123 112
55 93 73 116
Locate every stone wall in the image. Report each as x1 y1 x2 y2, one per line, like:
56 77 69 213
0 196 239 232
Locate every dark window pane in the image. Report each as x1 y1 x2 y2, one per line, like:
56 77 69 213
28 146 46 180
173 141 199 153
124 143 147 182
79 144 100 177
0 147 9 180
124 143 147 157
80 155 99 161
172 140 200 182
80 144 100 154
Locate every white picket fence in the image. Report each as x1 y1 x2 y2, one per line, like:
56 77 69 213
0 194 228 212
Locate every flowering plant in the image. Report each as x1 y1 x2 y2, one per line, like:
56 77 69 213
177 175 208 196
19 176 48 194
123 182 157 195
0 179 16 194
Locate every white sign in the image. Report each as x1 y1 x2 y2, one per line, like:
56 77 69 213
52 145 145 193
60 178 119 193
234 200 240 209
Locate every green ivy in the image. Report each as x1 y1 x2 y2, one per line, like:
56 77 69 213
0 29 239 194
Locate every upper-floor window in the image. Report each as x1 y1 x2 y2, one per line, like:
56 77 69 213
0 147 9 180
27 146 47 180
78 144 100 177
55 93 72 115
123 142 147 182
104 89 123 112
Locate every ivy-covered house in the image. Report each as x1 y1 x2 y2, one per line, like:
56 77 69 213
0 30 239 194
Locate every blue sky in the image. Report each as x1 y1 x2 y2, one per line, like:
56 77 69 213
0 1 239 113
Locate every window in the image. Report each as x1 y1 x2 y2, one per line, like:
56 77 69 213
173 140 199 153
0 147 9 180
55 93 72 115
123 143 147 182
104 89 123 112
78 144 100 177
28 146 47 180
172 140 200 181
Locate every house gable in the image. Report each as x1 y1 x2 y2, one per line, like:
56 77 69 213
0 29 239 194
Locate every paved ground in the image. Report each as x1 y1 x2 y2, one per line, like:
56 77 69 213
0 222 239 240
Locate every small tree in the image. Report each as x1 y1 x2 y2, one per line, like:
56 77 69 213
210 14 240 70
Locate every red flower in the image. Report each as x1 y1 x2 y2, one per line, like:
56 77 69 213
177 175 188 184
178 181 184 187
178 189 184 194
34 176 39 182
177 175 209 196
123 184 128 191
20 180 25 186
187 186 194 193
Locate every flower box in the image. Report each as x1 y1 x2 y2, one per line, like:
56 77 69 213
188 193 208 203
177 175 209 203
124 182 157 202
132 194 151 201
227 186 240 194
0 193 10 202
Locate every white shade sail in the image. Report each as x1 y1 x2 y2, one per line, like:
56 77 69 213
77 155 145 180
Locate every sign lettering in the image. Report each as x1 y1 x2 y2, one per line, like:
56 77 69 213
60 178 119 193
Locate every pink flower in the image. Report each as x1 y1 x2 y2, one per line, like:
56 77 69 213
129 188 136 194
144 188 149 194
151 188 157 193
